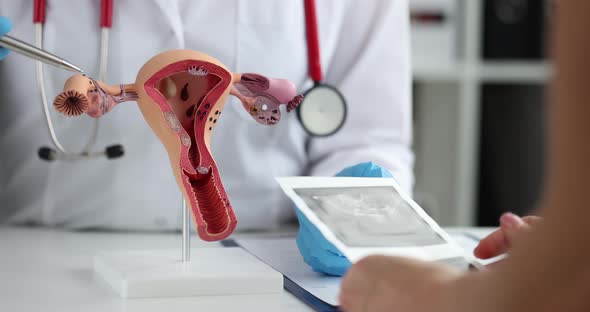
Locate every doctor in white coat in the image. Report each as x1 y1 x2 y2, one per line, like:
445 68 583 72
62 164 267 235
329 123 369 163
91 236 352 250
0 0 413 232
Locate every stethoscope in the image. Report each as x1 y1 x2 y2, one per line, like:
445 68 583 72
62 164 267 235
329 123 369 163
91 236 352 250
299 0 347 137
35 0 124 162
35 0 346 162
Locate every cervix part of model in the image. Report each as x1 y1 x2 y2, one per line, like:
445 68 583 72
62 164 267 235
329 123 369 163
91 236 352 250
53 50 303 241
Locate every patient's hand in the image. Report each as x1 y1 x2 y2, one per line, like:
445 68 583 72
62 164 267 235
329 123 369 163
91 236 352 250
474 213 543 261
340 255 462 312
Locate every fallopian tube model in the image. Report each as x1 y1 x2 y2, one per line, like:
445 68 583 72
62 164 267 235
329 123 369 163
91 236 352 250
53 50 303 241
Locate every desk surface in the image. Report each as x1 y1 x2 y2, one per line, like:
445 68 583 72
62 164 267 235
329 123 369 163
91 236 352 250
0 226 493 312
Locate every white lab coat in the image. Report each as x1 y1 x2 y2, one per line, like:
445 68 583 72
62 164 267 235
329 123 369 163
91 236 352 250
0 0 413 231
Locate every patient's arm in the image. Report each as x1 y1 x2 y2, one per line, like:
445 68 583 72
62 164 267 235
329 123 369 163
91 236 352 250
53 74 138 118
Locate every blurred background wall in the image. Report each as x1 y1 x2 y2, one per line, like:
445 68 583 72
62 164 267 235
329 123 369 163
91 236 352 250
409 0 552 226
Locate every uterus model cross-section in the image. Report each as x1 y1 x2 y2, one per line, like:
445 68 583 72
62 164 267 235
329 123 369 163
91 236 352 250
53 50 303 241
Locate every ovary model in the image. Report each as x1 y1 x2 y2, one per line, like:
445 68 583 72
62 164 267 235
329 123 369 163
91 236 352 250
53 50 303 241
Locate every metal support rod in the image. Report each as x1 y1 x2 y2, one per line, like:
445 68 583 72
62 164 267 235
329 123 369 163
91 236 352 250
182 198 190 262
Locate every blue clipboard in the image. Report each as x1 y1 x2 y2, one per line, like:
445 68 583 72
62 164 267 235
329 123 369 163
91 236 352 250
221 239 339 312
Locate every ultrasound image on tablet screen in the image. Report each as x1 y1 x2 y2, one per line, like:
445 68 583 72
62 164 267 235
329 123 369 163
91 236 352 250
295 186 445 247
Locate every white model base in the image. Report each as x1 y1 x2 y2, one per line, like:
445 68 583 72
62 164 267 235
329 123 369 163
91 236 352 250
93 248 283 298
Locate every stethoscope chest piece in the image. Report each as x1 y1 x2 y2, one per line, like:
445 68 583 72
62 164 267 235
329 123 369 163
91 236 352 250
298 84 347 137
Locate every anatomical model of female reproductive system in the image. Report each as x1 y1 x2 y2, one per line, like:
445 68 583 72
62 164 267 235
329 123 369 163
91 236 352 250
53 50 303 241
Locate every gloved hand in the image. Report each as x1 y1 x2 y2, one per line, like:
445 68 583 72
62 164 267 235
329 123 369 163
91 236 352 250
295 161 393 276
0 16 12 60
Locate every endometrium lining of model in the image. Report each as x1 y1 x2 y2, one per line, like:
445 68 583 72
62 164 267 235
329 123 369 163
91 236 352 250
53 50 303 241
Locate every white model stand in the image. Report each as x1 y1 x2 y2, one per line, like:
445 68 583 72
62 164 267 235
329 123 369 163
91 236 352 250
93 199 283 298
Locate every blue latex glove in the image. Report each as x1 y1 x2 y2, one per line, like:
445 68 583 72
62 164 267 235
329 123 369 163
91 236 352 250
0 16 12 60
295 161 393 276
